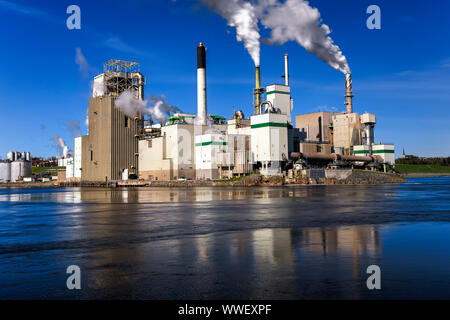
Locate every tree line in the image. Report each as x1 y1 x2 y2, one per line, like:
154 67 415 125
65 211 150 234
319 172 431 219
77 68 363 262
396 156 450 166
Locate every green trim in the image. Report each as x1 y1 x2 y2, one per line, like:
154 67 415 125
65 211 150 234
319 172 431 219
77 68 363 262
251 122 288 129
372 150 395 154
266 90 290 95
195 141 227 147
354 150 395 155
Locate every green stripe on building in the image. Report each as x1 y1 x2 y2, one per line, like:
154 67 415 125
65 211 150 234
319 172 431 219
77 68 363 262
195 141 227 147
266 91 290 95
372 150 395 154
251 122 288 129
354 150 395 155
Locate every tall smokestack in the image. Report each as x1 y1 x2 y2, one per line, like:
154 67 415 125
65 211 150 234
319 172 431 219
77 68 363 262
254 66 264 114
284 54 289 86
197 43 207 125
345 73 354 113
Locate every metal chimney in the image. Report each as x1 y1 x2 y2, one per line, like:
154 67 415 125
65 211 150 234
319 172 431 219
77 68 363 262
197 43 207 125
284 54 289 86
345 73 354 113
253 66 265 114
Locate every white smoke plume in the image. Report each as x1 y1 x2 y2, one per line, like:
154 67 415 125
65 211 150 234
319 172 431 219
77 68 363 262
75 47 92 78
53 134 69 158
91 78 105 97
258 0 350 74
203 0 260 66
85 108 89 129
202 0 350 74
115 90 181 124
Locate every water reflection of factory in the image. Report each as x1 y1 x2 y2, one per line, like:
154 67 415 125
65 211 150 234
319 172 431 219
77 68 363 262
251 226 381 268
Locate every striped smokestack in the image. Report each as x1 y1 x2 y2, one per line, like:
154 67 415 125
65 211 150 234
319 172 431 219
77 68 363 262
345 73 354 113
197 43 207 125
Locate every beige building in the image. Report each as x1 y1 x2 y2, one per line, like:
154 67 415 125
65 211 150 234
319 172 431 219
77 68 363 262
81 96 140 181
81 60 144 182
295 112 334 143
332 113 363 154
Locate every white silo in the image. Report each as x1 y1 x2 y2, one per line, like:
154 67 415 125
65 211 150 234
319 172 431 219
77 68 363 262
0 162 11 183
11 160 32 182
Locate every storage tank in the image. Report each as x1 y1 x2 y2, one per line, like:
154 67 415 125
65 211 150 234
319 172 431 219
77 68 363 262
11 160 32 182
7 152 15 161
0 162 11 183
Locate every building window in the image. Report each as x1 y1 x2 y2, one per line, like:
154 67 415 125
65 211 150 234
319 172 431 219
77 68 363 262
124 115 129 128
90 150 93 161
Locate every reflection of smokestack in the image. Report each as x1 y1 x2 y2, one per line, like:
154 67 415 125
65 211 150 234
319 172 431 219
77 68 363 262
345 73 354 113
284 54 289 86
197 43 207 125
254 66 264 114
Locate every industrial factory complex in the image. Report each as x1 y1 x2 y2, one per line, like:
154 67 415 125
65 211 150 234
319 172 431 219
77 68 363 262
1 43 395 184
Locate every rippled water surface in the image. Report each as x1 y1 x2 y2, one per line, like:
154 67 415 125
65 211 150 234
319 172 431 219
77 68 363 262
0 177 449 299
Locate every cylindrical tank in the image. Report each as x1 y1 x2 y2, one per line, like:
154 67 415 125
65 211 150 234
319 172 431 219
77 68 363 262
25 152 31 161
11 160 32 182
23 161 32 178
7 152 15 161
0 162 11 183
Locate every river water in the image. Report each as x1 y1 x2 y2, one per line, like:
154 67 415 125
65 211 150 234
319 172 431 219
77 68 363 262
0 177 449 299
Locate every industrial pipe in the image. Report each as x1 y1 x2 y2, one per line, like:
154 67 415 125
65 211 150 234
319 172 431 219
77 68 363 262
290 152 380 163
132 72 144 100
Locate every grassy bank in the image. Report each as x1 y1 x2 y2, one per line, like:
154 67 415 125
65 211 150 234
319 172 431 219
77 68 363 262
396 164 450 174
32 166 65 174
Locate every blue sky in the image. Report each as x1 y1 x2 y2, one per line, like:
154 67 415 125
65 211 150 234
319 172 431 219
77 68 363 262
0 0 449 158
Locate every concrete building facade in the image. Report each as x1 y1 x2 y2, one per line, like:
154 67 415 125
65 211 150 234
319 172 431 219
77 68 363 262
295 112 334 143
195 133 227 180
81 96 140 181
332 113 363 154
139 124 205 181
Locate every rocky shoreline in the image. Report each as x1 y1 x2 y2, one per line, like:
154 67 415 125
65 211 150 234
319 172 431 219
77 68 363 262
0 170 406 188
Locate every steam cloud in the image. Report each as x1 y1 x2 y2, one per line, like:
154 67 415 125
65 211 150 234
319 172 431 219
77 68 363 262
75 47 91 78
258 0 350 74
202 0 350 74
92 78 105 97
115 90 181 124
53 134 69 158
203 0 260 66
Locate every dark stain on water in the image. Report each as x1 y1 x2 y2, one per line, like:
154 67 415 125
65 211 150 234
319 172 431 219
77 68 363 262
0 177 449 299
